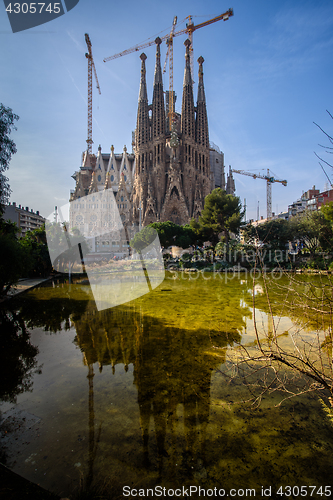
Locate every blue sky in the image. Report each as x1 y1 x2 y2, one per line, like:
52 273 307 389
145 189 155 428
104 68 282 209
1 0 333 221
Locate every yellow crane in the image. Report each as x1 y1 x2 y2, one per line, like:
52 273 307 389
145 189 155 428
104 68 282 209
103 10 234 130
231 168 287 220
85 33 101 154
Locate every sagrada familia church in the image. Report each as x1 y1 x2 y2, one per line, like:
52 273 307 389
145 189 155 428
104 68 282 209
69 37 235 255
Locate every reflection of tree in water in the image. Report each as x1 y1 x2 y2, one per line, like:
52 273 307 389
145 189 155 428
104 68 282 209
0 308 39 404
14 281 89 333
72 286 249 480
238 274 333 404
0 280 90 468
0 281 90 403
248 275 333 333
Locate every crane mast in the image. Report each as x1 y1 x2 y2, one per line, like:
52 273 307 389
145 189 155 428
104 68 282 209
231 168 287 220
85 33 101 155
165 16 177 131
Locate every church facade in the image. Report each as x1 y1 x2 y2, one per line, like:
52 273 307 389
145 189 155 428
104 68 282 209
130 38 211 227
69 38 235 255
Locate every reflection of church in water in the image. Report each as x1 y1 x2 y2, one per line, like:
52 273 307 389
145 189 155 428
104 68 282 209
69 37 235 256
73 301 241 476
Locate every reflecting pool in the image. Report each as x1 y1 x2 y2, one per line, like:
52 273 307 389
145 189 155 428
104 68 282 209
0 273 332 498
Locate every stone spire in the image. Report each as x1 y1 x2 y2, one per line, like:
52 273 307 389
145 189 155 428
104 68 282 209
226 165 235 196
195 56 209 148
152 37 165 139
136 53 150 148
181 39 195 140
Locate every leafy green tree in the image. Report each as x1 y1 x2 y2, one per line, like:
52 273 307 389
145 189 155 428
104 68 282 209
0 219 26 296
0 104 19 214
321 201 333 223
147 221 196 248
288 210 333 256
45 222 89 273
244 219 290 250
193 189 244 248
130 226 157 252
175 224 197 248
20 226 52 278
148 221 179 248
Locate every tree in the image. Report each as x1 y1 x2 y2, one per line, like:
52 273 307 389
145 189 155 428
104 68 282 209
321 201 333 223
313 110 333 184
45 221 89 273
20 226 52 278
0 219 26 296
242 218 290 265
130 225 157 252
236 271 333 410
192 188 244 247
288 210 333 257
0 104 19 215
148 221 197 249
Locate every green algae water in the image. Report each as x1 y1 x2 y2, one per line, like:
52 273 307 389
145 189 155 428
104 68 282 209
0 273 332 498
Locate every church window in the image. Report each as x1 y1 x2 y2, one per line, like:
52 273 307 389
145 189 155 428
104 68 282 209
98 175 101 182
124 163 126 170
92 196 95 201
111 175 114 182
121 196 124 202
170 186 179 199
124 175 127 181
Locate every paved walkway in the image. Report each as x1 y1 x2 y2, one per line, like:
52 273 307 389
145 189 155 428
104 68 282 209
6 277 53 298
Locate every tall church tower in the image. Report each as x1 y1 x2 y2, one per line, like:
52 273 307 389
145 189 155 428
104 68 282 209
131 38 211 227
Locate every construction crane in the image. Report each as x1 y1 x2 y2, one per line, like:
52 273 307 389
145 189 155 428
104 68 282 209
164 16 177 130
103 9 233 64
231 168 287 220
103 10 233 131
85 33 101 155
